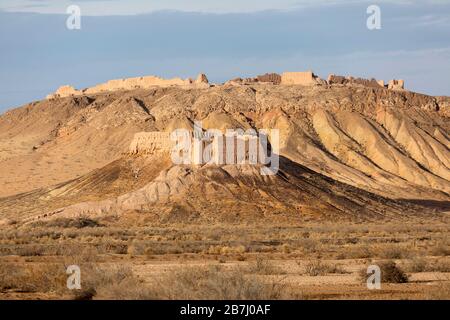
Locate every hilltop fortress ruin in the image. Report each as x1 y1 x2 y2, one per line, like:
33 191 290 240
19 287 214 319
46 70 405 99
277 71 403 89
223 71 404 89
102 70 406 167
46 73 210 99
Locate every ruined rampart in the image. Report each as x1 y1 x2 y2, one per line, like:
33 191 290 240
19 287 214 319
327 74 384 88
327 74 405 91
129 132 174 155
47 73 209 99
281 71 325 86
257 73 282 84
128 131 268 165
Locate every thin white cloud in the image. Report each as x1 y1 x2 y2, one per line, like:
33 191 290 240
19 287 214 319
2 0 315 15
0 0 432 16
411 14 450 27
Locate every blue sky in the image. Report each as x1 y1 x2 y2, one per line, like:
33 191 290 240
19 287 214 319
1 0 449 112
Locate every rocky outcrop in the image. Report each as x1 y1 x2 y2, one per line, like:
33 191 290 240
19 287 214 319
388 79 405 90
195 73 209 84
436 96 450 117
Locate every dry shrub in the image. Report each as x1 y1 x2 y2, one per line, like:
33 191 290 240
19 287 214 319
377 245 411 259
16 244 46 257
79 265 152 300
0 262 151 300
359 261 408 284
298 239 318 253
339 246 372 259
303 260 346 276
280 243 291 254
127 241 146 256
405 257 428 273
429 241 450 257
405 258 450 273
40 217 101 229
379 261 408 283
207 245 246 255
248 258 284 275
62 246 100 264
151 265 286 300
426 259 450 272
236 254 246 261
0 262 66 293
96 242 128 255
0 260 290 300
0 248 144 299
217 257 227 264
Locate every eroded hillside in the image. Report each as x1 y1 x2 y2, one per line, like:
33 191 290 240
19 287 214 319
0 82 449 223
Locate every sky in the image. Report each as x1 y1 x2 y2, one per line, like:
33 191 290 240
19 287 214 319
0 0 449 112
